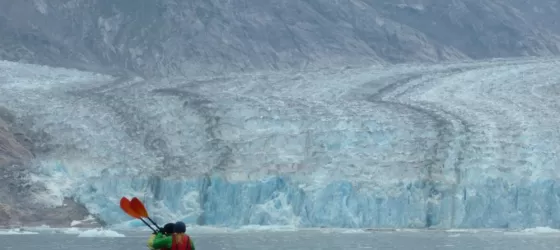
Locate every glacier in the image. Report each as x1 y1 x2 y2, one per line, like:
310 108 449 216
2 56 560 229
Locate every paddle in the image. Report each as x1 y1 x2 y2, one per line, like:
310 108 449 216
130 197 162 231
119 197 157 233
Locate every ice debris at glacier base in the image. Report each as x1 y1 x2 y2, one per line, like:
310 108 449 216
0 229 38 235
77 228 125 238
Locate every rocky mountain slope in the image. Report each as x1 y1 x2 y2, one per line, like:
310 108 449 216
0 106 97 227
0 0 559 78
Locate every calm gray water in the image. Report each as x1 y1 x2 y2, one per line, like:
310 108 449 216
3 230 560 250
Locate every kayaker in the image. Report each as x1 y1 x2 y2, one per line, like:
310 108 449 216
152 221 196 250
148 223 175 250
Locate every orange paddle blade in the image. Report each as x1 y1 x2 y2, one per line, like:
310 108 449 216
130 197 149 218
120 197 141 219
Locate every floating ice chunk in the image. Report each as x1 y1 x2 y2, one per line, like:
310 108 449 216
62 227 83 235
235 225 298 232
521 227 560 234
77 228 125 237
180 225 232 234
22 225 52 231
338 229 369 234
0 229 39 235
445 229 479 233
70 215 96 227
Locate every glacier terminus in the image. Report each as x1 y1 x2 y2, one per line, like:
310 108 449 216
2 56 560 229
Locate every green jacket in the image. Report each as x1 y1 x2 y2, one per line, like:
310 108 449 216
152 232 196 250
147 234 156 250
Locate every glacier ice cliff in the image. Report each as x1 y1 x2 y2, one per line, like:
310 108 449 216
2 57 560 228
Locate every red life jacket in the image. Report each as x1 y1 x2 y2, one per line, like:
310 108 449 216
171 234 192 250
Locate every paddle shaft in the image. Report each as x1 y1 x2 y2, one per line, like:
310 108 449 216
146 216 161 230
140 218 157 233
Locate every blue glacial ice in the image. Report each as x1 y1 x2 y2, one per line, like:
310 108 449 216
3 58 560 229
35 162 560 229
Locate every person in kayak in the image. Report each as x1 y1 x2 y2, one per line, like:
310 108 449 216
148 223 175 250
152 221 196 250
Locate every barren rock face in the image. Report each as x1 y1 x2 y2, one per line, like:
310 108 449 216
0 106 32 226
0 203 15 226
0 107 31 226
0 108 33 169
0 106 98 227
